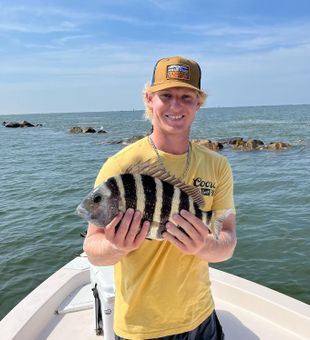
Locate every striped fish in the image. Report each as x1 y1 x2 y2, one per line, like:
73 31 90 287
77 162 226 240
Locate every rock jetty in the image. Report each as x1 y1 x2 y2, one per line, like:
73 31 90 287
69 126 107 134
95 135 291 151
3 120 42 128
194 137 291 151
70 127 291 152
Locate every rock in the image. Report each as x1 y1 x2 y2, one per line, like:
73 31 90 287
245 139 265 150
99 135 148 145
82 127 96 133
228 137 244 145
69 126 97 134
232 139 264 151
231 138 291 151
218 137 243 145
231 140 247 150
267 142 291 150
20 120 35 127
3 121 21 128
69 127 83 134
126 135 145 143
192 138 212 144
109 140 124 144
192 139 224 151
69 126 104 133
3 120 39 128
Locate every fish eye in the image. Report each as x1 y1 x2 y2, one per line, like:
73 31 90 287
93 193 102 204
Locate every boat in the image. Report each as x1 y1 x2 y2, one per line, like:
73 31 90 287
0 253 309 340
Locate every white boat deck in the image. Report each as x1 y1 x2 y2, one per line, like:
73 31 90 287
1 255 309 340
41 286 306 340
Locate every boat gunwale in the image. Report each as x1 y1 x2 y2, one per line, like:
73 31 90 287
210 267 310 338
0 259 89 340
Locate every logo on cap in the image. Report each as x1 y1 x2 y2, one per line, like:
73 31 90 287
166 64 190 81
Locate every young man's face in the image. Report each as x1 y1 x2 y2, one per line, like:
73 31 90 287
146 87 201 136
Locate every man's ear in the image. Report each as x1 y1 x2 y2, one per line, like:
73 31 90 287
196 101 202 112
145 92 154 107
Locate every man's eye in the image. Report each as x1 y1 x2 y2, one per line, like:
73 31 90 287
161 93 171 99
182 96 194 102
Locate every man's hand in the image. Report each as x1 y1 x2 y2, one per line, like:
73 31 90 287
104 208 150 255
163 209 211 255
162 209 236 262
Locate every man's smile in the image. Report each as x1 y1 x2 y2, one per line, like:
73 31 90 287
165 114 185 120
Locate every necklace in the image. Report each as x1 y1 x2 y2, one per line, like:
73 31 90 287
148 135 191 180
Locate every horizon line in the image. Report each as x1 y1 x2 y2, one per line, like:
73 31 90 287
1 102 309 116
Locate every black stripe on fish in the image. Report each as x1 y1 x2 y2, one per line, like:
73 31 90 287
207 210 213 224
121 173 137 210
194 202 202 220
160 181 174 226
178 189 190 212
106 177 120 199
141 175 156 222
202 210 213 233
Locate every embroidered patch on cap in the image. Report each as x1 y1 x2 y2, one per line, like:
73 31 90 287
166 64 190 80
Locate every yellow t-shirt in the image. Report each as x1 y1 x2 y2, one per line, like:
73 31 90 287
95 136 235 339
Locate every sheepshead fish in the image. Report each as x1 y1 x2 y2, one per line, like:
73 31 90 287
77 161 227 240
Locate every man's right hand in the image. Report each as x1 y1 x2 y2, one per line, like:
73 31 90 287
104 208 150 255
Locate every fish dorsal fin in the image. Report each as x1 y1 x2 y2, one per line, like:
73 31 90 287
126 160 205 207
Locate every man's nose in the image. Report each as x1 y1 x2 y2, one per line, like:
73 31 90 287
170 96 182 110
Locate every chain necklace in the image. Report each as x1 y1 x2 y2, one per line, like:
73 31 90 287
148 134 191 180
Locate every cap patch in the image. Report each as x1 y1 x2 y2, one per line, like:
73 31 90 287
166 64 190 81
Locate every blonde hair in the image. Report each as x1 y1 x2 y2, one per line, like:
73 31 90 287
143 83 208 121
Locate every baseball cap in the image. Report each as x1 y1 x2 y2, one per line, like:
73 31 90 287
150 56 203 93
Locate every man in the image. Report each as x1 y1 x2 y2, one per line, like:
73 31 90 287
84 56 236 339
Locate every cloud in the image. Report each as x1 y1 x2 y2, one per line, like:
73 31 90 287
0 3 142 34
0 22 78 34
178 21 310 53
0 4 80 33
203 42 310 106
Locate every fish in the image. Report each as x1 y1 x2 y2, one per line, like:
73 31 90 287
76 161 228 240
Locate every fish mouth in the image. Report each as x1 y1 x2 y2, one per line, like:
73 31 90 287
76 204 100 221
76 205 91 220
76 204 106 227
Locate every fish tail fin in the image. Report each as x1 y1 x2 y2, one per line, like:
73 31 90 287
208 208 233 240
211 219 222 240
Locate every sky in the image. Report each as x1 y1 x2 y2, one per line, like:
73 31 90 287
1 0 310 114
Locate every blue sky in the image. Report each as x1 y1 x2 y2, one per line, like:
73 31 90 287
1 0 310 114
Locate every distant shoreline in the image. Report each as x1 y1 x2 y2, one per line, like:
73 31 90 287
1 103 309 116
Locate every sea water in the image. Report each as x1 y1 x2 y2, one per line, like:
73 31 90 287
0 105 309 320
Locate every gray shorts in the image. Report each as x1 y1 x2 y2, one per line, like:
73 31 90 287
115 310 224 340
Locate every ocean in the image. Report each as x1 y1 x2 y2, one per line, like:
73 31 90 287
0 105 309 320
